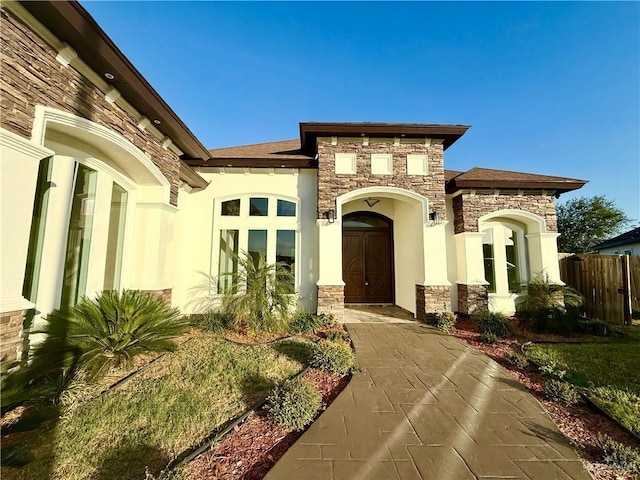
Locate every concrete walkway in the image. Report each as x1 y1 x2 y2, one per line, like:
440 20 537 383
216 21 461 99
265 320 592 480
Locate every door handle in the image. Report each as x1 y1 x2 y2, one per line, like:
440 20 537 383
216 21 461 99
365 282 369 286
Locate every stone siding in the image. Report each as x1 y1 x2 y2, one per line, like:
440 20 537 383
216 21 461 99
416 285 451 319
141 288 173 306
457 284 488 315
317 285 344 318
453 193 557 234
317 140 445 218
0 309 26 362
0 8 181 205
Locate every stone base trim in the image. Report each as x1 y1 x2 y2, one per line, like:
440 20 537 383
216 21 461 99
416 285 451 319
139 289 172 306
317 285 344 319
457 284 489 315
0 309 27 362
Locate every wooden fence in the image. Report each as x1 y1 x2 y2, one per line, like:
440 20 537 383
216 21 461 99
559 254 639 325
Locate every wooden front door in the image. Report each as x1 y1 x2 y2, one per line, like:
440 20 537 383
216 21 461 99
342 213 394 303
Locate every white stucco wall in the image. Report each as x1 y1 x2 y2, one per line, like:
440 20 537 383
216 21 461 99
596 243 640 256
173 168 318 314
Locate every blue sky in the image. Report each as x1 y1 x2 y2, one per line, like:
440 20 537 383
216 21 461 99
82 1 639 222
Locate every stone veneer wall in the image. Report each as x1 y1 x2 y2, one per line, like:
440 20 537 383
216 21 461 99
316 139 445 218
141 289 173 306
452 193 558 234
416 285 451 319
457 284 488 315
0 7 181 206
317 285 345 317
0 309 27 362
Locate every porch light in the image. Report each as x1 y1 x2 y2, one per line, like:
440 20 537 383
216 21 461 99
326 209 336 223
429 211 443 225
363 197 380 208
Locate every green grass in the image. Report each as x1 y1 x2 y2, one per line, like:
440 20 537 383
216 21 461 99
526 325 640 436
3 333 314 480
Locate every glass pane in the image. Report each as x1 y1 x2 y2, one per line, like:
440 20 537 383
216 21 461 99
248 230 267 266
343 213 390 228
482 231 496 294
505 229 521 292
221 199 240 216
277 200 296 217
218 229 239 294
61 164 97 309
103 183 128 291
276 230 295 290
249 197 268 216
23 157 52 302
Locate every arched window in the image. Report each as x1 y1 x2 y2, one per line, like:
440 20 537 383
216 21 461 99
481 221 528 294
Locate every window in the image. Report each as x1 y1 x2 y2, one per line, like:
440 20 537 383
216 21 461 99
481 222 527 295
221 199 240 216
277 199 296 217
216 196 298 292
249 197 268 216
103 183 128 291
61 164 98 308
218 229 239 293
276 230 295 289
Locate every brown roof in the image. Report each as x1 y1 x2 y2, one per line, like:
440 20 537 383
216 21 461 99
185 140 314 168
300 122 470 152
445 167 587 194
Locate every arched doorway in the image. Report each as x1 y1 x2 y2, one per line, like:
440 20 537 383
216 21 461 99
342 212 394 303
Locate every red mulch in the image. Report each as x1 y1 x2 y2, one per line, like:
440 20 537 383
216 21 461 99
451 317 639 480
184 368 350 480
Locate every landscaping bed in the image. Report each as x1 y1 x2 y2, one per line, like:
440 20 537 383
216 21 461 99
451 316 640 480
1 333 315 480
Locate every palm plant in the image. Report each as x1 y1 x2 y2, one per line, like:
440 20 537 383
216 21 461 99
221 251 294 332
515 274 584 333
53 289 189 380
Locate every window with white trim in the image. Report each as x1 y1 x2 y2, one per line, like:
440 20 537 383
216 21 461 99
481 221 528 294
215 196 298 293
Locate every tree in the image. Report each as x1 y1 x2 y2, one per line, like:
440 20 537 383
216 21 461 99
557 195 631 253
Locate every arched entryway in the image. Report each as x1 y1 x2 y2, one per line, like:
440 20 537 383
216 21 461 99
342 212 394 304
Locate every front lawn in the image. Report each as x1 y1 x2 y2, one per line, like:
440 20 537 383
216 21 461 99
525 325 640 436
2 334 314 480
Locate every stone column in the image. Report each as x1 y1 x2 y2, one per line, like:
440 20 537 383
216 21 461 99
316 219 345 318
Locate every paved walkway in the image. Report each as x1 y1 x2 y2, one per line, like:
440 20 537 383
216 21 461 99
265 319 592 480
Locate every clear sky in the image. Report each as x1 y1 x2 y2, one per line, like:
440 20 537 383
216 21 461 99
82 1 640 222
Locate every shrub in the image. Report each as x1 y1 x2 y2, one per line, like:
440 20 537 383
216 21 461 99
290 311 324 334
199 310 235 332
505 349 528 369
476 311 511 338
56 290 189 380
597 434 640 473
310 340 356 376
267 378 322 431
543 379 581 406
436 311 457 333
481 332 498 344
515 274 584 333
221 251 294 333
319 313 337 327
325 329 350 343
577 319 612 336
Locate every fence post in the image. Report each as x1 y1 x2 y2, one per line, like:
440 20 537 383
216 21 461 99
621 254 632 326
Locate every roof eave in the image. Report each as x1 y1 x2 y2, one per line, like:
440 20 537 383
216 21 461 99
299 122 470 152
446 180 588 194
184 157 317 168
19 1 211 163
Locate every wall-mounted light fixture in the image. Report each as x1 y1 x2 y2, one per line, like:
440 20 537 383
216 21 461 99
364 197 380 208
326 209 336 224
429 211 443 225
